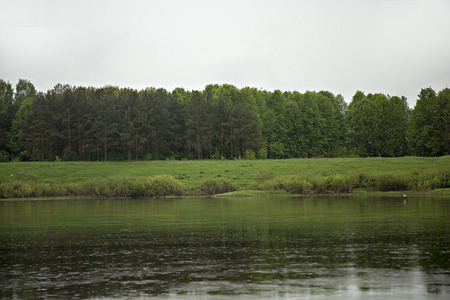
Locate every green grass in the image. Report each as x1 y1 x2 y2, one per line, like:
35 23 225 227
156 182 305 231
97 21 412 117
0 156 449 198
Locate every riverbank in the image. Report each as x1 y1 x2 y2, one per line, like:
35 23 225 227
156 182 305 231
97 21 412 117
213 188 450 198
1 156 449 199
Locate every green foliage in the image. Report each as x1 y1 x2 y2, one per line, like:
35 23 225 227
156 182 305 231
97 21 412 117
408 87 449 156
323 174 356 193
416 167 450 191
62 148 78 161
268 142 286 159
0 180 34 198
265 175 313 193
0 151 9 162
262 166 450 194
199 177 237 195
244 149 256 160
15 79 36 105
76 175 185 198
257 147 268 159
369 172 413 191
0 171 58 198
254 168 274 181
347 92 410 157
212 150 221 160
1 78 449 161
266 173 353 194
77 176 138 197
146 175 185 197
310 168 329 177
7 96 34 158
185 91 206 159
440 89 450 154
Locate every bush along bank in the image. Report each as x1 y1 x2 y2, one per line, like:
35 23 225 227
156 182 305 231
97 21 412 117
73 175 186 198
264 167 450 194
198 177 237 195
0 167 449 199
0 175 187 199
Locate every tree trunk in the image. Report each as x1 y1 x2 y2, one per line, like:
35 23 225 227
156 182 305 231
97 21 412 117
230 127 233 159
196 129 201 159
41 131 44 161
135 139 138 160
78 131 82 159
68 120 71 150
221 126 224 157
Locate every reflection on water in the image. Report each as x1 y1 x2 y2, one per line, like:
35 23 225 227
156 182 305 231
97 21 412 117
0 196 449 299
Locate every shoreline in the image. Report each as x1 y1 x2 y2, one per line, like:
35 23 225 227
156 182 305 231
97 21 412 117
1 188 449 201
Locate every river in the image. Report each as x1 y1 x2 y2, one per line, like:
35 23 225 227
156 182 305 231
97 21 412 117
1 195 449 299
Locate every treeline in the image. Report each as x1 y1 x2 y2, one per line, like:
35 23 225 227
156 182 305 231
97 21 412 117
0 79 449 161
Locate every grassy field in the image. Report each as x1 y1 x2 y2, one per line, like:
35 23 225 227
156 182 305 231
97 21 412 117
1 156 449 198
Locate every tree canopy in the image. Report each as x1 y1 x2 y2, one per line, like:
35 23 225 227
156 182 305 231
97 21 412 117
0 79 448 161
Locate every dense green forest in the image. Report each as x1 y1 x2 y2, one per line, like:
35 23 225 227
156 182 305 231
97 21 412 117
0 79 449 162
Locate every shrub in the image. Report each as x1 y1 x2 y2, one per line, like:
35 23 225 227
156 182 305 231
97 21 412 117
14 171 42 182
62 148 79 161
30 182 54 197
310 168 329 177
257 147 268 159
199 177 237 195
324 174 357 193
254 168 274 182
354 170 369 188
244 149 256 160
212 150 221 160
0 180 33 198
308 176 327 193
263 168 449 194
77 176 127 197
267 173 357 194
416 167 450 191
372 172 412 191
416 178 439 192
0 151 9 162
284 176 313 193
265 175 312 194
145 175 185 197
76 175 186 198
108 151 126 161
0 171 62 198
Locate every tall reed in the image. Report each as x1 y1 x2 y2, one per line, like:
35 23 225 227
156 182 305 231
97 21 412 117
75 175 185 198
199 177 237 195
264 168 450 194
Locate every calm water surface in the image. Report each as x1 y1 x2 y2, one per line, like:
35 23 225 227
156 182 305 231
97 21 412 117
0 196 449 299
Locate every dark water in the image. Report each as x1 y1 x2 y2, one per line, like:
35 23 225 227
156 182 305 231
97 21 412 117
0 196 449 299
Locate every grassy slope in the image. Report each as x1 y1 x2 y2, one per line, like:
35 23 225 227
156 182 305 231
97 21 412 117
1 156 449 192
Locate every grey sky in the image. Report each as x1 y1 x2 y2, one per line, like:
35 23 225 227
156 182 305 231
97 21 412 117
1 0 449 106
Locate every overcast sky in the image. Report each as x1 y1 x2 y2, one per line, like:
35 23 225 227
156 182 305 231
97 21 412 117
1 0 449 106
